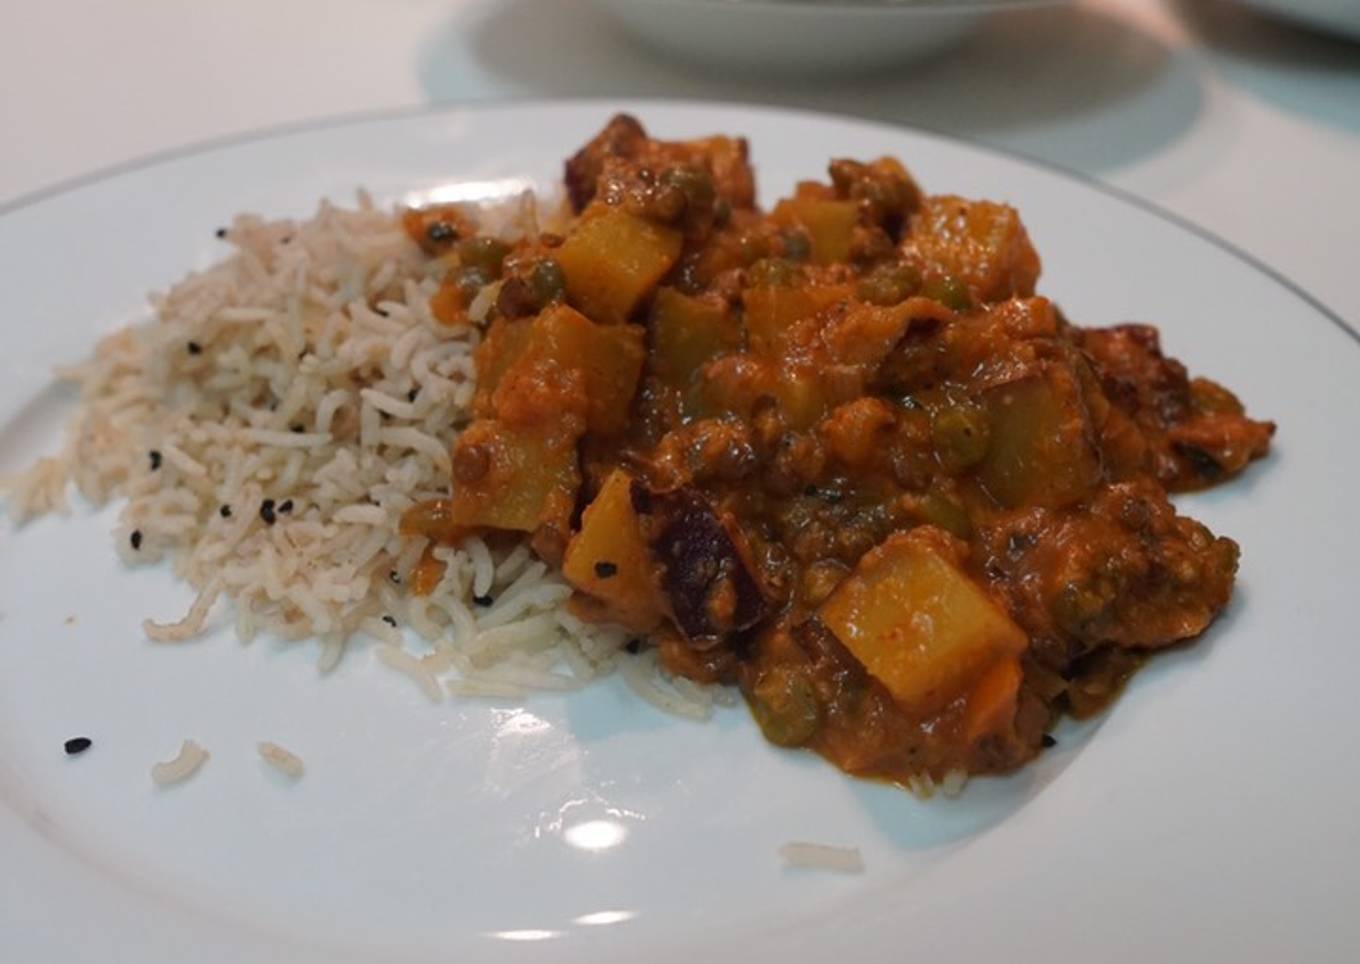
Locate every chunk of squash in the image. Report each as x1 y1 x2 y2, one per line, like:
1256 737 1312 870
496 304 645 437
556 206 683 325
562 469 664 631
648 287 740 388
976 372 1100 509
772 198 859 265
818 528 1027 715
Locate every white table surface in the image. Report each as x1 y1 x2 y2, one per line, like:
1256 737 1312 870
3 0 1358 325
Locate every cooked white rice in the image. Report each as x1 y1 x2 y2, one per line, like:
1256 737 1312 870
257 741 305 779
0 194 713 716
778 842 864 874
151 739 209 785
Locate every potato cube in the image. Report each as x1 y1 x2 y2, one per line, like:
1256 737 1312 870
562 469 663 631
818 528 1027 715
556 206 683 324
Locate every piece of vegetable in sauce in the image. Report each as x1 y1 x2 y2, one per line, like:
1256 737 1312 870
771 196 860 265
489 303 646 437
750 663 822 747
818 527 1027 718
930 399 991 473
562 469 665 632
444 415 583 535
903 195 1040 304
976 373 1100 510
555 205 683 324
641 485 767 644
648 287 742 389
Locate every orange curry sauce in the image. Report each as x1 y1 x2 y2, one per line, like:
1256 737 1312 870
399 116 1273 786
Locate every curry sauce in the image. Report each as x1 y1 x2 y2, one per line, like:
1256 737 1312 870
402 115 1274 786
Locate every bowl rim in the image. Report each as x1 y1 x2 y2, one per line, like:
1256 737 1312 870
609 0 1068 14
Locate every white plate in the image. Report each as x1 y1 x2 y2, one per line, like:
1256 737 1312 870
1 100 1356 964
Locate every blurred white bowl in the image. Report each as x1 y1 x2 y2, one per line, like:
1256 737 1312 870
592 0 1065 73
1233 0 1360 40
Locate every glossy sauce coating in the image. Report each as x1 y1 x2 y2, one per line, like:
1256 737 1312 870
404 116 1274 786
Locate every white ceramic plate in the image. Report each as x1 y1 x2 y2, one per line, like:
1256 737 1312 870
1 100 1356 964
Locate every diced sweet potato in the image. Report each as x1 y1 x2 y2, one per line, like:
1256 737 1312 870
556 205 683 324
961 657 1022 742
648 287 741 388
498 304 645 436
904 195 1041 304
818 528 1027 715
976 372 1101 509
562 469 664 631
772 198 859 265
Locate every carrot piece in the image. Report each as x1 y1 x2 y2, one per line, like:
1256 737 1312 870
962 657 1022 743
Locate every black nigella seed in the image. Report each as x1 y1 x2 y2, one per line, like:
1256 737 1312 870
374 307 390 318
593 561 618 579
426 221 457 243
148 450 162 471
1041 734 1057 749
129 530 143 550
382 615 397 627
64 737 92 756
625 638 642 655
389 570 401 583
277 499 293 514
407 388 418 403
219 504 232 518
290 424 305 433
186 341 202 355
473 593 493 607
259 499 277 525
215 227 227 239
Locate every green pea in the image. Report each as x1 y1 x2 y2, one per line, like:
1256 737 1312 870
457 237 510 278
528 259 566 305
922 275 972 311
750 665 821 747
662 165 717 213
857 262 923 306
931 401 991 472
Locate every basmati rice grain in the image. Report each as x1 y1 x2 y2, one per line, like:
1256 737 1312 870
376 644 443 702
151 740 209 785
778 842 864 874
257 741 305 779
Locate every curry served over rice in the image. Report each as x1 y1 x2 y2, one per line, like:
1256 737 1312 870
402 115 1274 783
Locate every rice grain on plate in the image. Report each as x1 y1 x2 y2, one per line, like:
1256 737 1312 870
778 842 865 874
151 740 209 785
257 741 305 779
